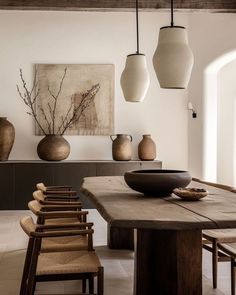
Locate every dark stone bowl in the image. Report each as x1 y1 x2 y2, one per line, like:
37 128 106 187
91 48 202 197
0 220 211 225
124 169 192 197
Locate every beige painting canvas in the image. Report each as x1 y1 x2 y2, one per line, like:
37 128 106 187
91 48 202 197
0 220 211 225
35 64 114 135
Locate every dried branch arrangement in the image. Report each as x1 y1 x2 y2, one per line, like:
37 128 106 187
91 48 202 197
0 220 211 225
17 68 100 135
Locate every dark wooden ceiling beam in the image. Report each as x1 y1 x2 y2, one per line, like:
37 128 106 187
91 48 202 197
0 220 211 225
0 0 235 12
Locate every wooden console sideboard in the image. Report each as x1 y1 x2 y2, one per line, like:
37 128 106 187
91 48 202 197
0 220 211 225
0 160 162 210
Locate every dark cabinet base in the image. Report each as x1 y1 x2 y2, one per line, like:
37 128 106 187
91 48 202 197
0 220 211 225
0 160 162 210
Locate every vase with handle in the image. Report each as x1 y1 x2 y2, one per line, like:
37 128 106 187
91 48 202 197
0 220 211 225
110 134 132 161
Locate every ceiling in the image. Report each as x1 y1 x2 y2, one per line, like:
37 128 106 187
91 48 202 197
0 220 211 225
0 0 236 12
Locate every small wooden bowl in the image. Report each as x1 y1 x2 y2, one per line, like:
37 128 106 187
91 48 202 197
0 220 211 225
173 187 209 201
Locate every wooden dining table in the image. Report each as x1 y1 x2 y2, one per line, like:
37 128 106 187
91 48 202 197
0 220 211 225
80 176 236 295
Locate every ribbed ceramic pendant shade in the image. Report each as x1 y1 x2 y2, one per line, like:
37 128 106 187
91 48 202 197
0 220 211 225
153 26 194 89
121 54 150 102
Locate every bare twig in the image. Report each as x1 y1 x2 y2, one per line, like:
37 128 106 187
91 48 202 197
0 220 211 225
60 83 100 135
47 68 67 133
56 96 74 135
17 69 47 135
39 106 51 134
17 68 100 136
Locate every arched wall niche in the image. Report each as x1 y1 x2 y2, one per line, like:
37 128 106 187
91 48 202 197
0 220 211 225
203 50 236 186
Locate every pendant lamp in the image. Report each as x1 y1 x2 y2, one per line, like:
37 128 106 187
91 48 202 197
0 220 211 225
153 0 194 89
120 0 150 102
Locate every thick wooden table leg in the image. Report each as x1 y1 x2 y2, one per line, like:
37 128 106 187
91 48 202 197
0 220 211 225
107 224 134 250
134 229 202 295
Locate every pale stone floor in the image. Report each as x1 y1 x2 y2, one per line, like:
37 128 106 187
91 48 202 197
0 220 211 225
0 210 232 295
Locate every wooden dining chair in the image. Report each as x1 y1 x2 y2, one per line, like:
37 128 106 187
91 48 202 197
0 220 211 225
33 189 82 206
36 182 73 192
20 216 104 295
28 199 92 254
28 199 87 225
193 177 236 289
36 182 79 202
218 242 236 295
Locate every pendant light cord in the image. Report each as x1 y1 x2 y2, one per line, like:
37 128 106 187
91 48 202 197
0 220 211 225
171 0 174 27
136 0 139 54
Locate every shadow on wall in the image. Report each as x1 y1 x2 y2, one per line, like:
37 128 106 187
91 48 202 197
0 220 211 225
203 50 236 186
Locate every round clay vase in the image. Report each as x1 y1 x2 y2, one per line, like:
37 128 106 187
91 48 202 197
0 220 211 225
138 134 156 161
110 134 132 161
37 135 70 161
0 117 15 161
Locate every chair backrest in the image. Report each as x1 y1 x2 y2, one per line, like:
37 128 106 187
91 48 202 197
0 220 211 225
36 182 46 192
33 190 45 203
20 216 37 237
28 199 88 226
28 200 43 216
20 216 94 249
192 177 236 192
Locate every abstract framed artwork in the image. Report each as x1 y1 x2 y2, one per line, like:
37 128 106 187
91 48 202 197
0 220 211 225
35 64 114 135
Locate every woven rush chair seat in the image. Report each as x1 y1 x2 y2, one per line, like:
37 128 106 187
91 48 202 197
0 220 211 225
20 216 104 295
37 250 101 275
193 177 236 289
45 217 82 225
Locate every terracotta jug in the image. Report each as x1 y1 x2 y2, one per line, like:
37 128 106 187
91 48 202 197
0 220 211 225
0 117 15 161
138 134 156 161
110 134 132 161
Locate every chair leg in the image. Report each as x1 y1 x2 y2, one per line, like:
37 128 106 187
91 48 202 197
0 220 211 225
97 267 104 295
82 278 87 293
20 239 34 295
27 277 36 295
212 239 218 288
231 258 235 295
89 274 94 294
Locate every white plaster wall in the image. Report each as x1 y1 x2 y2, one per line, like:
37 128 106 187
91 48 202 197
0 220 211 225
217 60 236 186
188 13 236 179
0 10 189 169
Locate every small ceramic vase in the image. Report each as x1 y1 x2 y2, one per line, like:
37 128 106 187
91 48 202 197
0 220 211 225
138 134 156 161
110 134 132 161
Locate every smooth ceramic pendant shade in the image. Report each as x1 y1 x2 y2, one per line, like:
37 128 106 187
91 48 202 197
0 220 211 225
121 54 150 102
153 26 194 89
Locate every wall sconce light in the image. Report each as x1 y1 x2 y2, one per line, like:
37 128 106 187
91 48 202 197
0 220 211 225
188 102 197 118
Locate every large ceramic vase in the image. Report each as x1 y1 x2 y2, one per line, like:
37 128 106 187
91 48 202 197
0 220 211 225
37 135 70 161
0 117 15 161
138 134 156 161
110 134 132 161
